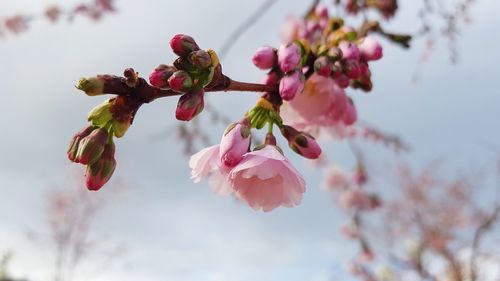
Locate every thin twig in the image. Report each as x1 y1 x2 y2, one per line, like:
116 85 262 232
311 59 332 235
218 0 278 60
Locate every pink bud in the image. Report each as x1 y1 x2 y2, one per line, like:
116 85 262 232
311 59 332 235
169 34 200 57
328 47 343 61
86 142 116 191
279 71 304 101
175 90 204 121
277 43 301 73
342 60 362 79
219 123 251 167
149 64 176 88
252 46 277 70
168 70 193 92
188 50 212 69
358 37 383 61
281 125 322 159
343 98 357 125
353 165 367 185
67 125 96 162
334 74 350 89
338 41 360 60
75 128 109 165
358 61 369 76
314 56 332 77
314 4 329 19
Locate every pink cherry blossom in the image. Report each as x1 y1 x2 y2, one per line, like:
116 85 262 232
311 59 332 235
188 145 233 196
284 74 336 123
323 165 351 191
280 74 357 138
228 145 306 212
343 98 358 125
280 16 305 43
189 145 220 183
339 188 372 210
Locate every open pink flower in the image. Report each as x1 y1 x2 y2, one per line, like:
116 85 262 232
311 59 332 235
339 188 372 210
188 145 233 196
281 74 357 138
228 145 306 212
323 165 350 191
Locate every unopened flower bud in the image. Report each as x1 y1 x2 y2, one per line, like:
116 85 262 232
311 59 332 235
358 61 369 76
76 77 105 96
149 64 176 88
67 125 96 162
327 47 343 61
338 41 360 60
334 74 350 89
279 71 304 101
188 50 212 69
252 46 277 70
358 37 383 61
281 125 322 159
278 43 301 73
352 74 373 92
342 60 362 79
169 34 200 57
219 123 251 167
75 128 109 165
353 164 367 185
168 70 193 92
175 89 204 121
314 56 332 77
85 142 116 191
331 63 343 78
314 4 329 19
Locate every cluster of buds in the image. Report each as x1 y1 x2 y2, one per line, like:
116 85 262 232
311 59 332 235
252 42 308 101
251 6 385 138
67 125 116 190
148 34 220 121
70 78 138 190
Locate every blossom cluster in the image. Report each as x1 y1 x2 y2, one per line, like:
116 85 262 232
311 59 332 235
276 6 383 137
0 0 115 36
68 3 385 212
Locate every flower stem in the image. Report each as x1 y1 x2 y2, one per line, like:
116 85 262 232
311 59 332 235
267 121 274 134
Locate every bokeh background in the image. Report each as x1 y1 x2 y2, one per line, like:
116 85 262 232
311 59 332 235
1 0 499 280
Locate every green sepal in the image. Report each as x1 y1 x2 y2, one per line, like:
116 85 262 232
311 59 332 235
88 99 113 127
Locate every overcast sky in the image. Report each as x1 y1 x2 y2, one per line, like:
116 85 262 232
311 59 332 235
1 0 499 280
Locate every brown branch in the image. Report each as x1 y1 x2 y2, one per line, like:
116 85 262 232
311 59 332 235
469 204 500 281
90 72 277 103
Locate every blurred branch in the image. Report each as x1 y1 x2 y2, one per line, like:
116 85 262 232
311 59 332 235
218 0 278 60
470 204 500 281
